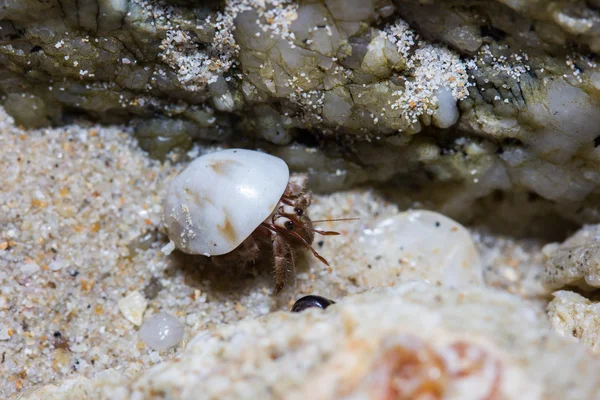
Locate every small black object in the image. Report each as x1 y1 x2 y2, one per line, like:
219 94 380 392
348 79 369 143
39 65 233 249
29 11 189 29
291 295 335 312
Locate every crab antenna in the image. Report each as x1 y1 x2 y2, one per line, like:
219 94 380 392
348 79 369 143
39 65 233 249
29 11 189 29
305 226 340 236
283 215 341 236
267 223 331 266
311 217 360 224
287 230 330 266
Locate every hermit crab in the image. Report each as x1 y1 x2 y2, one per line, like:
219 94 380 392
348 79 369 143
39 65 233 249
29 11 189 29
163 149 340 292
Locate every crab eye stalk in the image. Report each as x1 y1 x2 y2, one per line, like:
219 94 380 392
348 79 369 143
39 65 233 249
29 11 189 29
295 207 304 216
275 217 295 231
282 205 295 215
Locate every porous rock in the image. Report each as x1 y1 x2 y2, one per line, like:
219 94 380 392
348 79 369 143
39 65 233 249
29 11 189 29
548 290 600 354
20 282 600 399
543 224 600 290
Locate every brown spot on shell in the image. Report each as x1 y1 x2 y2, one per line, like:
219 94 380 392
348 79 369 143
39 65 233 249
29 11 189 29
208 159 241 175
218 217 237 243
184 187 213 206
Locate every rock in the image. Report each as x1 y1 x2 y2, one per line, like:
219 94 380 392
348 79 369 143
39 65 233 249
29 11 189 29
21 283 600 399
547 290 600 354
118 291 148 326
139 312 184 351
344 210 483 288
1 0 600 223
543 225 600 290
20 370 131 400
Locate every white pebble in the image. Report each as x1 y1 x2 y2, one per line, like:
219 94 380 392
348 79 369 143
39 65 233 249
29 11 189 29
19 262 40 276
160 240 175 256
0 326 11 340
139 312 184 351
432 87 459 128
118 291 148 326
70 343 88 353
48 260 63 271
148 350 162 364
359 210 483 288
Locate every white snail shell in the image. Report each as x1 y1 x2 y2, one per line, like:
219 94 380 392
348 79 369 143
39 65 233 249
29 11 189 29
163 149 290 256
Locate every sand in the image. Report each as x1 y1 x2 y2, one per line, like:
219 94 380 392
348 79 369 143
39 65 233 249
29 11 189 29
0 106 549 397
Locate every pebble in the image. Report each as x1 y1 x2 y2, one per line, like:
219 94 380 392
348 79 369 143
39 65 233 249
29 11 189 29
118 291 148 326
70 343 89 353
148 351 162 364
591 72 600 91
139 312 184 351
160 240 175 256
0 326 11 340
48 259 63 271
357 210 483 288
19 262 40 276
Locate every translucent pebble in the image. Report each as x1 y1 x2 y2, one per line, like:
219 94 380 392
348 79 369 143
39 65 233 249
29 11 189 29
19 262 40 276
0 326 10 341
139 312 184 351
432 87 459 128
48 260 63 271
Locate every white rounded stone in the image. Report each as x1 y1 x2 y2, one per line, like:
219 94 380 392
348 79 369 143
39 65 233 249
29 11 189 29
139 312 184 351
163 149 290 256
358 210 483 288
432 87 459 129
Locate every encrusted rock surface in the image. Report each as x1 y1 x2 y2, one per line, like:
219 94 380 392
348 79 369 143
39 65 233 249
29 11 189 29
548 290 600 354
543 225 600 356
543 224 600 291
1 0 600 223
